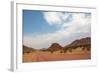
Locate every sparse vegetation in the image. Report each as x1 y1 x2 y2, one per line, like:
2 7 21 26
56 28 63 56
23 37 91 62
50 50 54 53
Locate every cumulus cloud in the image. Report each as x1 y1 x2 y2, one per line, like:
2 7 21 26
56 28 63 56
43 12 72 25
23 12 91 49
43 12 62 25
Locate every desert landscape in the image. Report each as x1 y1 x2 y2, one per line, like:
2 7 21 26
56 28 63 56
23 37 91 62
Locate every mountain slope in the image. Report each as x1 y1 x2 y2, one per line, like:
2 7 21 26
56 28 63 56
64 37 91 49
23 45 35 54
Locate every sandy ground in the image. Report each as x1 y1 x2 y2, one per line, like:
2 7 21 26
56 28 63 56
23 49 91 62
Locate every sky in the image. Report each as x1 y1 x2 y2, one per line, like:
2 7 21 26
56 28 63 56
23 10 91 49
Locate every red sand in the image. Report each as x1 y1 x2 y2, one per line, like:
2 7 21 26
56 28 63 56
23 50 91 62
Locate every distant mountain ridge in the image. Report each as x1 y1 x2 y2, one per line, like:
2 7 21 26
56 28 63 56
23 45 35 54
23 37 91 53
64 37 91 48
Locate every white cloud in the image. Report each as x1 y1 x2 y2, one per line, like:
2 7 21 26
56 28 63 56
43 12 72 25
43 12 62 25
23 12 91 49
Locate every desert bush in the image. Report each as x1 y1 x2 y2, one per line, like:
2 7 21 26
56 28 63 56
60 50 63 53
69 49 72 52
64 49 68 53
50 50 54 53
82 47 85 51
87 48 90 51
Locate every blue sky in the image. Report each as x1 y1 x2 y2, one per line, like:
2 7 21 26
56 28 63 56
23 10 59 36
23 10 91 49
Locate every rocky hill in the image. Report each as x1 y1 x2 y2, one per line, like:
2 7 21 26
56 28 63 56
64 37 91 51
48 43 63 51
23 45 35 54
23 37 91 53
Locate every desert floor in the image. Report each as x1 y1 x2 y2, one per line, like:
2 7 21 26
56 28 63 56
23 49 91 63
